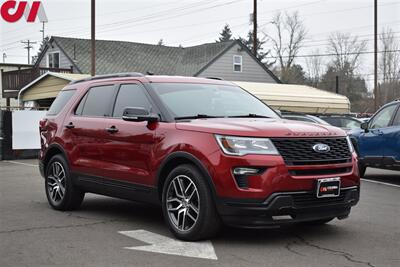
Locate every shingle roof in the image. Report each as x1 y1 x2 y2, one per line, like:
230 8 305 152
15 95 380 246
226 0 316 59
50 36 236 76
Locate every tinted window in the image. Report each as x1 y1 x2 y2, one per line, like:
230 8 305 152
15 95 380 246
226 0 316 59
320 117 340 127
47 90 76 115
81 85 116 117
113 84 151 117
151 83 278 119
340 118 361 129
392 105 400 126
369 104 397 129
74 93 88 115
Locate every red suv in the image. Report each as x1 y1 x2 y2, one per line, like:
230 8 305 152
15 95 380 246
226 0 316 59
39 73 360 241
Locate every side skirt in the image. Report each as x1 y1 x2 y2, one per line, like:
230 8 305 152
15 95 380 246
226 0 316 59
71 172 160 205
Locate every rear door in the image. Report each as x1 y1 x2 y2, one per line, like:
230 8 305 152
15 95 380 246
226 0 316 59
66 83 118 177
358 103 398 164
382 103 400 164
100 83 158 187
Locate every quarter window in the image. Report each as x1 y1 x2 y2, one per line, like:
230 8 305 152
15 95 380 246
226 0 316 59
369 104 397 129
112 84 151 117
233 55 242 72
81 85 116 117
47 52 60 68
47 90 76 115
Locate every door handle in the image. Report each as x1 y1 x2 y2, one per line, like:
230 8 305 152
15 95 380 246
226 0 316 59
106 126 119 133
65 122 75 129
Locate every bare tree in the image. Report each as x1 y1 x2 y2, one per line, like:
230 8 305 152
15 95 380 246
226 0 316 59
265 11 307 82
379 27 400 103
327 32 367 74
305 49 324 87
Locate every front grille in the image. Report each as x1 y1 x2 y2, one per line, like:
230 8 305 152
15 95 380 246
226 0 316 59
289 167 352 176
292 191 346 208
272 138 351 165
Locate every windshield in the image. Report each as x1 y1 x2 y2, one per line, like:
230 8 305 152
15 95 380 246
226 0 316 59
151 83 279 119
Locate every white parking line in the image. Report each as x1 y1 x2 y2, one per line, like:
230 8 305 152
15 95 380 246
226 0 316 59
2 160 38 167
361 178 400 188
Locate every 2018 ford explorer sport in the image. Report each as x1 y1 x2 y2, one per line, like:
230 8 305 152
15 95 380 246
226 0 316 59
39 73 360 241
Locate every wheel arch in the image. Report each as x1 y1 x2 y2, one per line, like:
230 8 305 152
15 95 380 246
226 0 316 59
156 152 217 201
42 143 70 173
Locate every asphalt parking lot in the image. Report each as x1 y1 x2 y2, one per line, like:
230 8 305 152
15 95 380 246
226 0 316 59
1 159 399 267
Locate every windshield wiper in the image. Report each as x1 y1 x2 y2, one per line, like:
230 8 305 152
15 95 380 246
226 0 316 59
228 113 271 118
174 114 221 120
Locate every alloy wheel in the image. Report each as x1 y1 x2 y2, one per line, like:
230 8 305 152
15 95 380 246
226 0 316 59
46 161 66 205
166 175 200 232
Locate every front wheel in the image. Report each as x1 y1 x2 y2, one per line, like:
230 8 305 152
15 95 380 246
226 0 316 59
162 164 221 241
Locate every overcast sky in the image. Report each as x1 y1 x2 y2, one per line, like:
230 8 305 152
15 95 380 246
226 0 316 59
1 0 399 87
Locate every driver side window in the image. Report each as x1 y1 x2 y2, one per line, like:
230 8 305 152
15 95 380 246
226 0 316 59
369 104 397 129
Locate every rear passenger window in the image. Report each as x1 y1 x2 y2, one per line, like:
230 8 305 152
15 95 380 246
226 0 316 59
112 84 151 117
47 89 76 115
81 85 116 117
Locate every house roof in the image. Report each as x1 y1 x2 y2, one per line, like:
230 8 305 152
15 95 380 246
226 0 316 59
233 81 350 114
42 36 236 76
35 36 281 82
18 72 90 101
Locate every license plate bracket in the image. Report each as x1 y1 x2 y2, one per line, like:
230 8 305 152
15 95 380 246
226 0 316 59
316 177 341 198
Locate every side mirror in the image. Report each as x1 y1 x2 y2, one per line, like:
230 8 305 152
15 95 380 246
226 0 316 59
360 122 368 131
122 107 159 123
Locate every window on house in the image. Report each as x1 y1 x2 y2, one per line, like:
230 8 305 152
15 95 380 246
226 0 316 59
48 52 60 68
233 55 242 72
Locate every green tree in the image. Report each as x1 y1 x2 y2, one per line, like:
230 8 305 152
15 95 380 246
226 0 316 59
239 31 272 66
217 24 233 42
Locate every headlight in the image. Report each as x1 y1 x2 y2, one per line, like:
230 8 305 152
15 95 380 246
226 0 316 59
346 136 355 153
215 135 279 156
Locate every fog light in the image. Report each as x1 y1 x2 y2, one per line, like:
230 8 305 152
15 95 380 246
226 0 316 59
233 167 260 175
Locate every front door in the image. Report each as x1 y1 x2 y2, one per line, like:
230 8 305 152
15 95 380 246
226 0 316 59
100 83 158 187
358 103 398 165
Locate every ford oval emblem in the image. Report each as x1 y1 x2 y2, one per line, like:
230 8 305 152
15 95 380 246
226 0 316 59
313 143 330 153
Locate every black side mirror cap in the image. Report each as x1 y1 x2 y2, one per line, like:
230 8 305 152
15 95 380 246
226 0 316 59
360 122 368 131
122 107 159 123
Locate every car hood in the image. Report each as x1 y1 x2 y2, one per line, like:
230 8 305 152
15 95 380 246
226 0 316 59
175 118 346 137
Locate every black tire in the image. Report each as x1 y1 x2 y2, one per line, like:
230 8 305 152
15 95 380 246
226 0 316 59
45 154 84 211
358 163 367 177
162 164 221 241
303 217 334 225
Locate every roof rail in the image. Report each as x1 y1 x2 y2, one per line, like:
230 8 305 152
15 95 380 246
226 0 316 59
205 77 224 80
69 72 145 84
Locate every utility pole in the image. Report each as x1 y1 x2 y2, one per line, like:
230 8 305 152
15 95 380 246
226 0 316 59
253 0 257 57
40 22 45 42
21 40 37 64
335 75 339 94
91 0 96 76
2 53 6 63
374 0 378 111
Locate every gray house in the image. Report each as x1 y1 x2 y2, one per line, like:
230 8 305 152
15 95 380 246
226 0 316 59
35 36 280 83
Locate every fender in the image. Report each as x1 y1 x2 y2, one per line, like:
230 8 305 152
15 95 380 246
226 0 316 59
155 151 218 200
42 142 70 169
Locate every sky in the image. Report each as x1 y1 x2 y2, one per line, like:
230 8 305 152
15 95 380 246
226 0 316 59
1 0 399 88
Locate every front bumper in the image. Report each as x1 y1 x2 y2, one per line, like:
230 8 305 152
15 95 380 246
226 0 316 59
216 186 359 227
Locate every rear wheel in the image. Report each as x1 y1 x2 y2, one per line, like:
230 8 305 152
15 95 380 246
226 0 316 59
162 164 221 241
45 154 84 211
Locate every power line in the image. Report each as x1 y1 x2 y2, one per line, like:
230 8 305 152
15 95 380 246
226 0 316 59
265 49 400 59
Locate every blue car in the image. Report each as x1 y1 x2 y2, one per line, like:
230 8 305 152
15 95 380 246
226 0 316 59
350 99 400 177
